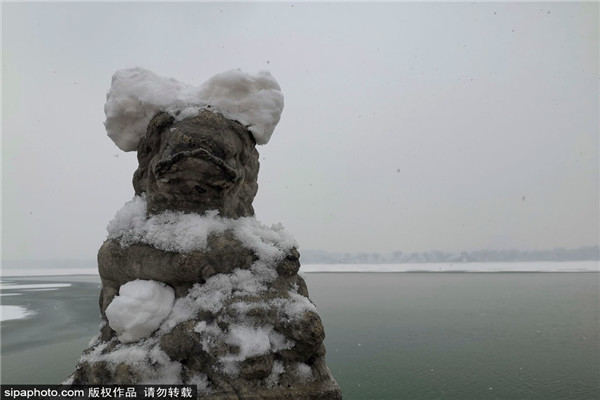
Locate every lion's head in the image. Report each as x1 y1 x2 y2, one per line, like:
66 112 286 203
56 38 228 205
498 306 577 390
133 109 259 218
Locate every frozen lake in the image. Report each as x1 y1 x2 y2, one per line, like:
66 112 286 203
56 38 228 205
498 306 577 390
1 265 598 399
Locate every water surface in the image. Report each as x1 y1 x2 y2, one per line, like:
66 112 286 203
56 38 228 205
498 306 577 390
306 273 599 400
1 272 598 400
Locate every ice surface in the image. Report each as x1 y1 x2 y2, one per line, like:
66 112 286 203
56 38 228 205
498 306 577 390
0 305 35 322
104 67 284 151
0 268 98 277
0 283 71 290
106 280 175 343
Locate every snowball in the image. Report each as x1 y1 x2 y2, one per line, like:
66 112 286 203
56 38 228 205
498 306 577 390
106 280 175 343
104 67 284 151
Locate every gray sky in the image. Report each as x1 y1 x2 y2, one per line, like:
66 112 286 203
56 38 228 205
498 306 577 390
2 2 598 261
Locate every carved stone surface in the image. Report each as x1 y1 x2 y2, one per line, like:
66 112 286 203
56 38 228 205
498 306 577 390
97 233 257 301
66 110 342 399
133 110 260 218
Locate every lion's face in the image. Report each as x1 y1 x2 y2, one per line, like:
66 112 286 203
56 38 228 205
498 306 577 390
133 110 259 218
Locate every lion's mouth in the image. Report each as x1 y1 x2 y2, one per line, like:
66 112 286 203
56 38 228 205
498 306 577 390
153 147 240 186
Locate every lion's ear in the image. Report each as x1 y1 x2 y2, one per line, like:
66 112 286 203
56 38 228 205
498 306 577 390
144 112 174 152
133 112 174 196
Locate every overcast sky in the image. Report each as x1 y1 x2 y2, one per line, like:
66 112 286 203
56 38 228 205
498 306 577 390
2 2 598 261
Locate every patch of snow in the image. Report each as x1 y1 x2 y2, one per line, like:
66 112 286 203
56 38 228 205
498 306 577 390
296 362 314 382
268 329 294 352
219 358 241 377
265 360 285 388
224 325 273 360
223 324 292 362
104 67 284 151
193 320 222 336
270 291 317 322
184 274 234 314
187 373 211 394
158 264 274 337
233 222 296 263
228 268 261 294
174 105 202 121
105 195 149 243
106 280 175 343
107 196 297 262
79 337 183 384
195 321 225 355
147 345 183 384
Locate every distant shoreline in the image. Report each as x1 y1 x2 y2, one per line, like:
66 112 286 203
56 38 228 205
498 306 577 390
0 261 597 277
300 261 599 273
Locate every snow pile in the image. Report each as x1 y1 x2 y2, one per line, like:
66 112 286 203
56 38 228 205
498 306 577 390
105 280 175 343
104 67 284 151
107 195 297 260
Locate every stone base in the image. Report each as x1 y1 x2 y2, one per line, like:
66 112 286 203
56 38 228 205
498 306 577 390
67 233 342 399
